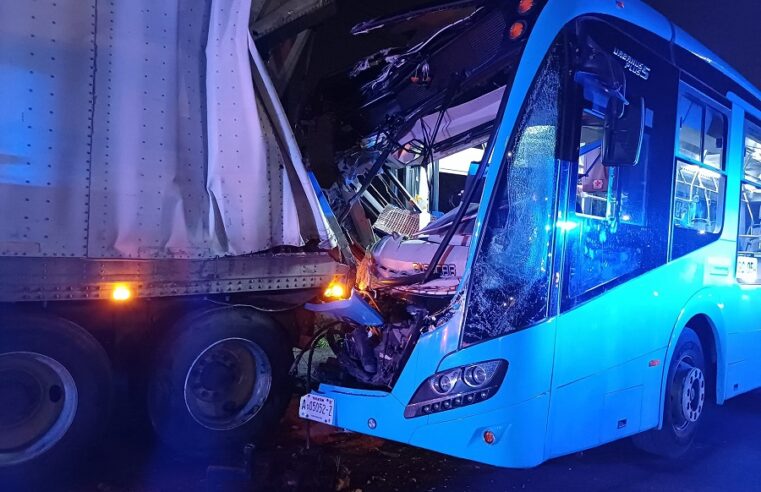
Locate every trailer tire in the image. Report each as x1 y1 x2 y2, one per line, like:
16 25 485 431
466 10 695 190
633 327 706 459
0 314 112 489
147 306 292 456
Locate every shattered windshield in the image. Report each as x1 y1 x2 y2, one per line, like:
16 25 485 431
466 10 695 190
462 47 562 345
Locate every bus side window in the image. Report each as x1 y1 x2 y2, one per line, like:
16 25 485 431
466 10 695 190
737 118 761 284
562 25 677 308
575 108 650 225
576 112 607 219
565 96 664 300
671 90 728 259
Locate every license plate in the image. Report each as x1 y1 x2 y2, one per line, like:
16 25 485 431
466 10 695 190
738 256 758 281
299 393 335 425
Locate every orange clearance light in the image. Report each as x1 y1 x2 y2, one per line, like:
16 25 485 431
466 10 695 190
517 0 535 14
323 280 349 300
483 430 496 445
112 284 132 302
508 21 527 40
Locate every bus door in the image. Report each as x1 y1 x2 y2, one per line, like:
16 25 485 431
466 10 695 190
546 17 678 456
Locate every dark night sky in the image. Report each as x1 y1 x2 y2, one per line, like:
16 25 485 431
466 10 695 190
645 0 761 89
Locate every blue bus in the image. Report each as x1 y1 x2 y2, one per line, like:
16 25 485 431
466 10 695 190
301 0 761 466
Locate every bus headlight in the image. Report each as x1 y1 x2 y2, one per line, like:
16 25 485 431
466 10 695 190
431 370 460 395
464 365 487 386
404 360 508 418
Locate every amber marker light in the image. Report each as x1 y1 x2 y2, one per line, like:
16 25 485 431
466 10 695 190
323 280 349 300
112 284 132 302
517 0 535 15
483 430 496 445
508 21 527 40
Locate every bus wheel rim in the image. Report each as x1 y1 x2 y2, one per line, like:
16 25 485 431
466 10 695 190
184 337 272 431
0 352 78 466
671 356 705 433
680 366 705 424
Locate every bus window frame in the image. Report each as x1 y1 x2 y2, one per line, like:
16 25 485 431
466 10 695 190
558 17 678 312
741 115 761 186
575 107 609 222
736 114 761 284
669 82 731 259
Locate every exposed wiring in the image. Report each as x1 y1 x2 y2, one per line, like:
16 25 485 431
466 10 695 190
247 302 303 313
203 297 232 307
360 6 485 92
203 297 304 312
289 323 340 377
303 325 332 450
358 290 381 312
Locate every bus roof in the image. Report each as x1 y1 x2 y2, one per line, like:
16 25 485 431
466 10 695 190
607 0 761 107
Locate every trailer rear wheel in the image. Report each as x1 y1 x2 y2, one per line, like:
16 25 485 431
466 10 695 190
0 314 112 486
148 306 292 456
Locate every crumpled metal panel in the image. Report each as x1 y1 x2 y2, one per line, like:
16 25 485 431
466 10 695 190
1 0 331 261
206 0 301 255
87 0 216 259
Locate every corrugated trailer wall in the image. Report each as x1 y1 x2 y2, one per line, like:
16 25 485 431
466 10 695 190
0 0 330 261
0 0 95 257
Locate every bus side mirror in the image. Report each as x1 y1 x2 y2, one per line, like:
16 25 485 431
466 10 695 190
602 96 645 167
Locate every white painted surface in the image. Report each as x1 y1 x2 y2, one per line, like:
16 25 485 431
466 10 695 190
0 0 330 259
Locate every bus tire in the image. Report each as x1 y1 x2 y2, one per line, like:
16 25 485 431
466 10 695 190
0 314 112 489
147 306 293 457
633 327 706 459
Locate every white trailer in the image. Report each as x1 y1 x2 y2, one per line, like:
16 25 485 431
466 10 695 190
0 0 346 483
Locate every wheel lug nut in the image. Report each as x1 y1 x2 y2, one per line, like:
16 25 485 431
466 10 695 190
49 385 63 403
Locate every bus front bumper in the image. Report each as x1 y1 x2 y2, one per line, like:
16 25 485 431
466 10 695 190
313 383 549 468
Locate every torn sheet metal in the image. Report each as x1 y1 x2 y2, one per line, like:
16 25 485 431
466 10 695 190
373 206 427 237
0 0 332 260
204 0 331 256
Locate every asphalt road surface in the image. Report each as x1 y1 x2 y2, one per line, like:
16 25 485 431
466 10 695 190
26 389 761 492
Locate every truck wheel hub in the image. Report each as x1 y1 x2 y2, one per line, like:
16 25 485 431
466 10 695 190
184 338 271 430
0 352 78 465
198 361 239 396
0 369 42 428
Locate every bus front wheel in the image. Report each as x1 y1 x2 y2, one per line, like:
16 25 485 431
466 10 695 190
633 327 706 459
